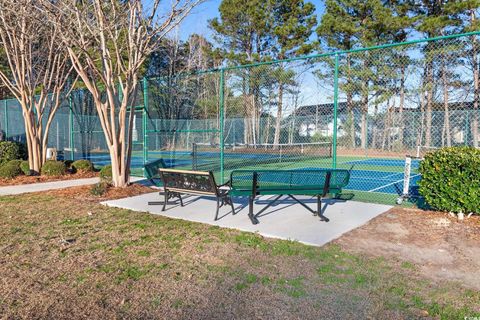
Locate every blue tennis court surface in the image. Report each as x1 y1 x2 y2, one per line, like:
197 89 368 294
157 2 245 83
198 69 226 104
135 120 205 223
346 158 421 167
345 169 420 194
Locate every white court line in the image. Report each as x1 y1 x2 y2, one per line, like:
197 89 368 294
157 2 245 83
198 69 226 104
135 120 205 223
367 173 421 192
383 172 404 179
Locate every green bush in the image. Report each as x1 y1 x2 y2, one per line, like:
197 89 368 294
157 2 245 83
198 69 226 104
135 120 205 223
0 141 21 166
20 161 31 175
7 159 22 168
99 164 112 183
41 160 66 176
90 182 109 196
72 159 94 173
418 147 480 214
0 162 22 179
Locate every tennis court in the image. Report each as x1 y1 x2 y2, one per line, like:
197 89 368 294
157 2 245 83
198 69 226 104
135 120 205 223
81 146 421 197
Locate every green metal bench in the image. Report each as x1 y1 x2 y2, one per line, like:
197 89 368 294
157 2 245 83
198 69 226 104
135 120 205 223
229 169 350 225
144 158 167 187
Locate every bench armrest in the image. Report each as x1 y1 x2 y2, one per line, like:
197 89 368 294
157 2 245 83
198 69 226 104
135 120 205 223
219 180 231 188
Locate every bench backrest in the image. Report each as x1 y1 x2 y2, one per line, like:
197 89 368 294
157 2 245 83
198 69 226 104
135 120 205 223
144 159 167 186
159 169 219 195
230 169 350 195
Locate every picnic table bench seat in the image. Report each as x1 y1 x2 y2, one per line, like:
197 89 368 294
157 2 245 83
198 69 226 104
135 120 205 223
229 169 350 225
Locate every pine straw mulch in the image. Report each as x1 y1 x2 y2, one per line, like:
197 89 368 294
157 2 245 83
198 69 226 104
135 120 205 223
0 171 99 186
43 183 156 202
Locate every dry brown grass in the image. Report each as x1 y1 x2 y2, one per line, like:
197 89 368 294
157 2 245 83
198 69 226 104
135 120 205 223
0 188 478 319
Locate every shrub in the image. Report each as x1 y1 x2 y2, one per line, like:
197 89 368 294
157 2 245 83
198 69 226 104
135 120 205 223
41 160 66 176
0 141 21 166
72 159 94 173
418 147 480 214
0 162 22 179
7 159 22 168
20 161 31 176
90 182 109 196
100 164 112 183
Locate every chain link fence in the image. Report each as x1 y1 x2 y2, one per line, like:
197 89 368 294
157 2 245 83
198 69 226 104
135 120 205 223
0 31 478 204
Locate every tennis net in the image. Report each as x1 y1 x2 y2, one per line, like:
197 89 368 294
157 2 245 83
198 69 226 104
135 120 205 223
192 142 332 171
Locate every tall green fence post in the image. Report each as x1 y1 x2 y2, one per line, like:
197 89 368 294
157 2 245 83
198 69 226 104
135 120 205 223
69 95 74 161
219 69 225 183
142 77 148 175
332 53 339 169
4 100 8 139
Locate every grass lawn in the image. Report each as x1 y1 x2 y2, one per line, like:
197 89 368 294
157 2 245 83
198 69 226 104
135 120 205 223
0 189 478 319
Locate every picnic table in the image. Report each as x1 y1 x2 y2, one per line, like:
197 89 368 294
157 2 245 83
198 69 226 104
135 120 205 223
229 169 350 224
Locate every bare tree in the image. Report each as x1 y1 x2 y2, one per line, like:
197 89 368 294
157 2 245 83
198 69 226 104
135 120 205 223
42 0 202 187
0 0 74 173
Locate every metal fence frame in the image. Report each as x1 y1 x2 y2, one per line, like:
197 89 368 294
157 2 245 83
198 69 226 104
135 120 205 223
0 30 479 202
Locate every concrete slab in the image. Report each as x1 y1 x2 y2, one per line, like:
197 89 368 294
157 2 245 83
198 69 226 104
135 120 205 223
102 193 392 247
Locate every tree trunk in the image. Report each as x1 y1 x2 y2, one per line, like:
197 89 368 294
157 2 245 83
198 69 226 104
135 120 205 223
273 83 284 148
442 59 451 147
360 58 370 150
346 55 355 148
23 108 43 174
472 32 479 148
360 89 368 150
425 49 434 147
398 63 406 148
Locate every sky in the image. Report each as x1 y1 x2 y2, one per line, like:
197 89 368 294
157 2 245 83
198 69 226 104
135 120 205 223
170 0 326 42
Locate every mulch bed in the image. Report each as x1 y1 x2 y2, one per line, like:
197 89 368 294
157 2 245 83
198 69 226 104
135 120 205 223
0 171 99 186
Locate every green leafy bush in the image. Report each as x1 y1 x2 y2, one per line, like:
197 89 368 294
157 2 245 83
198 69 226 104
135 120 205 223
90 182 109 196
72 159 94 173
418 147 480 214
41 160 66 176
0 162 23 179
20 161 31 175
0 141 21 166
7 159 22 168
100 164 112 183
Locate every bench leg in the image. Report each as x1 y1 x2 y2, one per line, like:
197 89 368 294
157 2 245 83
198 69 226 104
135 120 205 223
229 197 236 215
317 195 330 222
214 198 220 221
179 194 184 207
248 196 259 225
162 190 168 211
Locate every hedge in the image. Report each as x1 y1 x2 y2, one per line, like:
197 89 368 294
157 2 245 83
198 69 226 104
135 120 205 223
99 164 112 183
0 161 23 179
20 161 31 175
418 146 480 214
0 141 22 166
41 160 66 176
72 159 94 173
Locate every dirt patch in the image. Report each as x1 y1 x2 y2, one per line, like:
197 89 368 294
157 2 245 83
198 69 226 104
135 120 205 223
336 207 480 290
0 171 98 186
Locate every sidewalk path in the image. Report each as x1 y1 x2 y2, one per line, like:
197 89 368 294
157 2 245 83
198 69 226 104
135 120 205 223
0 176 147 196
0 178 100 196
